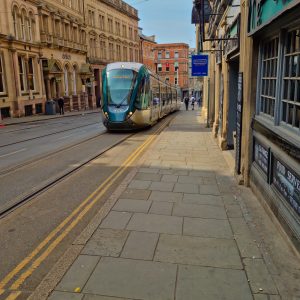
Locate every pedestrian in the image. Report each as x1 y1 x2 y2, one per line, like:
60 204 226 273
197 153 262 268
190 95 195 110
58 97 64 115
184 97 189 111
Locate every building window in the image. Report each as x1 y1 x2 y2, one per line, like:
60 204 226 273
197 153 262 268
21 10 26 40
28 57 35 91
166 77 169 82
129 27 133 40
135 49 139 62
166 64 169 72
281 29 300 129
64 66 69 96
122 24 127 38
175 77 178 85
18 56 27 92
260 37 279 117
0 54 6 94
100 40 106 59
158 52 162 60
12 7 19 39
175 51 179 59
165 51 170 59
174 62 179 71
123 46 127 61
108 18 113 33
99 15 105 31
129 48 133 61
157 63 162 72
109 43 114 60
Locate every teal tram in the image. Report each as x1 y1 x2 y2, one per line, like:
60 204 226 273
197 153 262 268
101 62 181 130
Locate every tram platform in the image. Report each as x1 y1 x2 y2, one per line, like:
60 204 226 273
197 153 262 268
33 109 299 300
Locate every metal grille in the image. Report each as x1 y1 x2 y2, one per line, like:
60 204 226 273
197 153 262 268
281 28 300 130
260 37 279 117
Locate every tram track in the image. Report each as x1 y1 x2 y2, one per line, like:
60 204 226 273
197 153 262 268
0 131 134 218
0 120 102 148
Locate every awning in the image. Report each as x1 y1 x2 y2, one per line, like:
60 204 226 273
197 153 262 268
191 0 212 24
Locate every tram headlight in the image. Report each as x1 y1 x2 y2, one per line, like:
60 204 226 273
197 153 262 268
104 112 109 119
127 111 133 119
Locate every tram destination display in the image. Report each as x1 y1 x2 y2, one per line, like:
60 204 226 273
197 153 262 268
272 157 300 216
253 138 269 177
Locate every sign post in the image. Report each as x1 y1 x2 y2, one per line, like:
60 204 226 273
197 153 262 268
192 54 209 77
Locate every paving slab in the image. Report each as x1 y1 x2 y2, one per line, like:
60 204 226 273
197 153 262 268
148 191 183 203
154 234 242 269
83 257 176 300
173 183 199 194
225 204 243 218
127 213 183 234
149 182 175 192
149 201 173 215
178 176 202 184
158 169 174 175
183 217 233 239
134 172 162 182
113 199 151 213
173 202 227 219
189 170 216 178
121 188 151 200
56 255 100 292
138 167 160 174
83 295 129 300
128 180 151 190
244 258 278 294
49 291 83 300
183 193 224 206
199 184 221 195
253 294 281 300
121 231 159 260
100 211 132 230
176 265 252 300
81 229 129 257
161 175 178 182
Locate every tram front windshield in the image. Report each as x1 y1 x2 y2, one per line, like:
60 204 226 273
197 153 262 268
107 69 137 106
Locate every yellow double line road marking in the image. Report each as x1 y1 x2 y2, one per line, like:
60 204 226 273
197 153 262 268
2 118 170 298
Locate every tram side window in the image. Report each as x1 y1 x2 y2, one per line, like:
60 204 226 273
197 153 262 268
161 84 167 106
151 75 160 106
135 76 150 110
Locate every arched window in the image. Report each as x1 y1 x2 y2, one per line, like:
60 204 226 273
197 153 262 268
64 66 69 96
21 9 26 41
28 12 35 41
12 6 19 39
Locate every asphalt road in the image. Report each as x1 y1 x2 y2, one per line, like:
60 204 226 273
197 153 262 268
0 113 104 171
0 115 172 299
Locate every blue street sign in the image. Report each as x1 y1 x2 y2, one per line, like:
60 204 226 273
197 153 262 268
192 54 209 76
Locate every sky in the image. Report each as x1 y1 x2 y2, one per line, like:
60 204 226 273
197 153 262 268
125 0 196 48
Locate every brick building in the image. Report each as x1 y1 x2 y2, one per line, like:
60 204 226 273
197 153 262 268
153 43 189 96
139 29 156 72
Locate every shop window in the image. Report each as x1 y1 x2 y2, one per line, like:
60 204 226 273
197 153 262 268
157 64 162 72
25 105 33 116
259 37 279 117
0 107 10 118
0 54 6 94
281 29 300 129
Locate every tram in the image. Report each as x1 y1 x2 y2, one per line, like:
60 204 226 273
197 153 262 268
101 62 181 130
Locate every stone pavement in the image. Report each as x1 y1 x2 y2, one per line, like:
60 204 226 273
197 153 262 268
46 110 289 300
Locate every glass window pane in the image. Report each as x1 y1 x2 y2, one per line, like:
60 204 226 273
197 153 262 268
290 80 295 101
282 102 287 122
292 56 297 77
283 80 289 99
295 106 300 128
297 81 300 103
288 104 293 124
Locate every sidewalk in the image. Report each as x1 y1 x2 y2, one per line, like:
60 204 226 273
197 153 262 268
42 110 299 300
0 109 101 126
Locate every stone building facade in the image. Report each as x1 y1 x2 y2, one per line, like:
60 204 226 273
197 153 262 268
0 0 45 118
0 0 140 117
85 0 139 107
196 0 300 251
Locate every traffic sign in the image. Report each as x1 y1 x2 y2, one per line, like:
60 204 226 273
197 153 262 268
192 54 209 76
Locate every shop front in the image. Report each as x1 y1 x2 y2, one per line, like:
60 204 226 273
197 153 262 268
248 0 300 250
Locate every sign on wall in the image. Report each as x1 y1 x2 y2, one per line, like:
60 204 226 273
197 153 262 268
272 157 300 216
248 0 294 35
235 72 243 174
253 138 270 177
192 55 209 76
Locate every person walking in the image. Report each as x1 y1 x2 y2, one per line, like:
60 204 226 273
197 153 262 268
184 97 189 111
58 97 64 115
190 95 195 110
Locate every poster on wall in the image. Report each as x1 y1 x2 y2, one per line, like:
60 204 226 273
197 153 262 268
272 157 300 216
235 72 243 174
253 138 270 177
